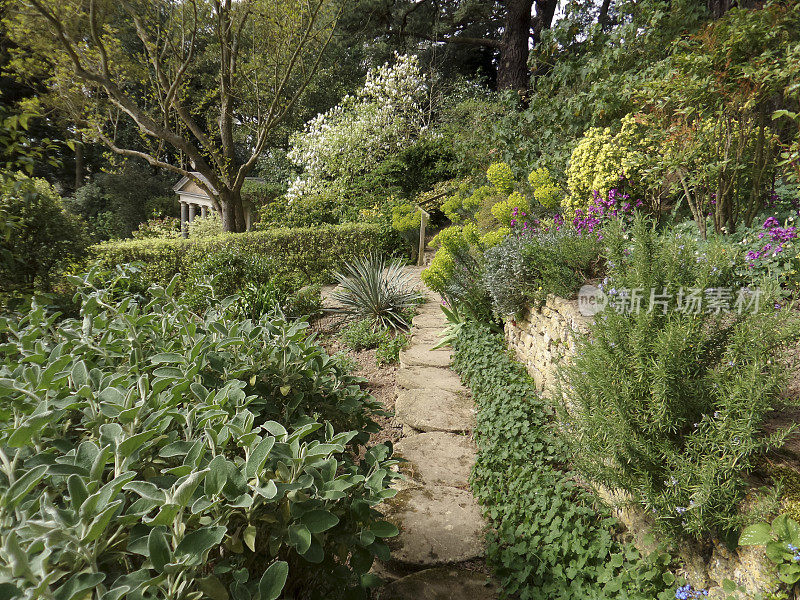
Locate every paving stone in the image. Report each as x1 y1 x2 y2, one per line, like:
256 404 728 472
411 312 447 330
395 367 467 394
410 329 446 346
395 389 474 433
399 344 451 369
379 568 498 600
395 432 475 487
383 486 485 567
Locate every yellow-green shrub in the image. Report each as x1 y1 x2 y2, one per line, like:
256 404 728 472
486 162 515 195
422 224 479 294
491 191 530 227
391 202 420 233
442 185 494 224
420 246 455 294
564 115 648 215
479 227 510 248
528 167 561 209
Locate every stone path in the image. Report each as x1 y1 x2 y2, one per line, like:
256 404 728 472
376 265 497 600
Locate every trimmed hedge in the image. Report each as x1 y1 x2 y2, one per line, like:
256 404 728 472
90 223 394 287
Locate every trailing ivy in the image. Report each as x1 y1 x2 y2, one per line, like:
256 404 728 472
451 322 675 600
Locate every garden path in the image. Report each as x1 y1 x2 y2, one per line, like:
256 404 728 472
375 264 497 600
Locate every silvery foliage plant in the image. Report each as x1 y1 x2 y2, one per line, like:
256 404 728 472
0 267 400 600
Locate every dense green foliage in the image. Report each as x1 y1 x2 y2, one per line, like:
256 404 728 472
340 319 409 366
65 163 176 241
5 0 800 596
91 223 394 291
0 176 87 291
181 246 311 318
452 322 675 600
0 269 401 600
561 218 800 540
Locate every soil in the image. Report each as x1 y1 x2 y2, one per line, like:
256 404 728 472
311 311 404 447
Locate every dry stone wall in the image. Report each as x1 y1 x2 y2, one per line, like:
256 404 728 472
503 295 590 395
503 295 778 598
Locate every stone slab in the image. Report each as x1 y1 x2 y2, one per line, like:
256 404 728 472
378 568 497 600
383 486 485 567
396 367 467 394
409 332 447 348
411 312 447 330
395 389 474 433
399 345 452 369
395 432 475 488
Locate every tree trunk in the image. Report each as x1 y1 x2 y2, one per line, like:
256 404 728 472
497 0 534 92
219 188 246 233
707 0 755 18
528 0 559 82
599 0 613 29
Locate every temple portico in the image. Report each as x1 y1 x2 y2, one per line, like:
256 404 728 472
173 172 255 237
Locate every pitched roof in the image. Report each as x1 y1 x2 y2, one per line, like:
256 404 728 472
173 171 216 195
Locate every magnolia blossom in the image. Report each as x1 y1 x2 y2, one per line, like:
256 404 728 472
286 54 429 201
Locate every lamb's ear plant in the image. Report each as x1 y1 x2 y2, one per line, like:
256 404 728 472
332 253 422 330
0 266 400 600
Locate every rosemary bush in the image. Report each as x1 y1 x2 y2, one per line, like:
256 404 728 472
561 217 800 539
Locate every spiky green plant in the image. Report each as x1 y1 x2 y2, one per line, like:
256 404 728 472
332 253 422 330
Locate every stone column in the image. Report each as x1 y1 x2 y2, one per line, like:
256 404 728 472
200 205 208 218
188 203 197 223
180 201 189 238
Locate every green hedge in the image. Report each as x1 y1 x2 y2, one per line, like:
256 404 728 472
90 223 394 287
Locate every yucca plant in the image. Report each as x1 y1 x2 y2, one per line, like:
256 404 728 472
332 253 423 330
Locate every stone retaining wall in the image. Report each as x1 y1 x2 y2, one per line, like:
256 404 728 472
503 295 590 395
503 295 777 598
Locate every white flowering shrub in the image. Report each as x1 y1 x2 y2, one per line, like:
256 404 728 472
287 54 429 201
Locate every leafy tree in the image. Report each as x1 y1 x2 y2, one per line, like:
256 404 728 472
0 105 66 290
286 54 430 201
6 0 343 232
355 0 560 92
65 161 177 240
0 175 88 290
